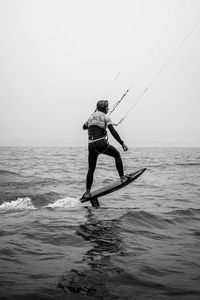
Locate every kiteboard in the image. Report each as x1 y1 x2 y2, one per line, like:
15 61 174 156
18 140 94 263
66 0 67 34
80 168 146 208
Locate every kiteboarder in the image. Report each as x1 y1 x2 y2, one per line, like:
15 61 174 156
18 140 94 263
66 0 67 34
82 100 128 198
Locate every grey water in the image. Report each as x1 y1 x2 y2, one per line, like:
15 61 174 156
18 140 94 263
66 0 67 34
0 146 200 300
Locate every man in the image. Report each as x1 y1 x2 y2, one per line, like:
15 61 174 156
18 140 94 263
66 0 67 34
82 100 128 199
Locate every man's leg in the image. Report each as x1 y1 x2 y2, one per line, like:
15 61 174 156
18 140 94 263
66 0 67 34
104 144 124 178
86 144 98 193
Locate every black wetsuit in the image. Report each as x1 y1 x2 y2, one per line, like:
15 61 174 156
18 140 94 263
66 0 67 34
83 123 124 191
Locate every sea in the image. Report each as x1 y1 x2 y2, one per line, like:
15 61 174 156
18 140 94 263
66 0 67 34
0 146 199 300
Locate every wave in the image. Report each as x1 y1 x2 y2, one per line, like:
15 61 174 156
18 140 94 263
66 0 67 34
0 169 61 194
0 196 80 212
0 197 36 211
120 210 175 229
175 162 200 167
46 197 80 208
0 169 23 177
0 169 60 182
100 207 200 228
168 208 200 216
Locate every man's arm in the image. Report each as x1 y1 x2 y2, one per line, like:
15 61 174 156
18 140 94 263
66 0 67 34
83 122 88 130
108 124 128 151
83 123 88 130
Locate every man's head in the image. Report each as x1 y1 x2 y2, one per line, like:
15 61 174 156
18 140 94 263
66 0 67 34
96 100 109 113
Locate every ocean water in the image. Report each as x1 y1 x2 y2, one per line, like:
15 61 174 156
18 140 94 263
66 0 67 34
0 146 200 300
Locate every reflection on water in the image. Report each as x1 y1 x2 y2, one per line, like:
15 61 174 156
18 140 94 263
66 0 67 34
58 208 125 299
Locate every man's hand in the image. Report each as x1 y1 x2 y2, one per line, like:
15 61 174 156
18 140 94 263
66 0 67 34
122 143 128 151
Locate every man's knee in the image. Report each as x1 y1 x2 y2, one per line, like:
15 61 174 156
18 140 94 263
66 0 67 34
115 150 121 160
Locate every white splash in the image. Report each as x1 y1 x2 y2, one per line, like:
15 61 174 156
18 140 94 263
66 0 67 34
46 197 80 209
0 197 36 211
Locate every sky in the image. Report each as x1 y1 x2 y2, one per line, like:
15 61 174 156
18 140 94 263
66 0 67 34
0 0 200 147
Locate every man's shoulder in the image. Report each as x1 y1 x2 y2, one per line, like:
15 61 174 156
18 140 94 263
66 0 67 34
105 114 112 125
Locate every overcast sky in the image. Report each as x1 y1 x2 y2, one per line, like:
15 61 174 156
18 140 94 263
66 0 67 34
0 0 200 147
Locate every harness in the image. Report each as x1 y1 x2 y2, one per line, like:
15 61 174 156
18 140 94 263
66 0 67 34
88 136 109 154
88 137 106 143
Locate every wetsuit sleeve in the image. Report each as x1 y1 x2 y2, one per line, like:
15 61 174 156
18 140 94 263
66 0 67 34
108 124 124 145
